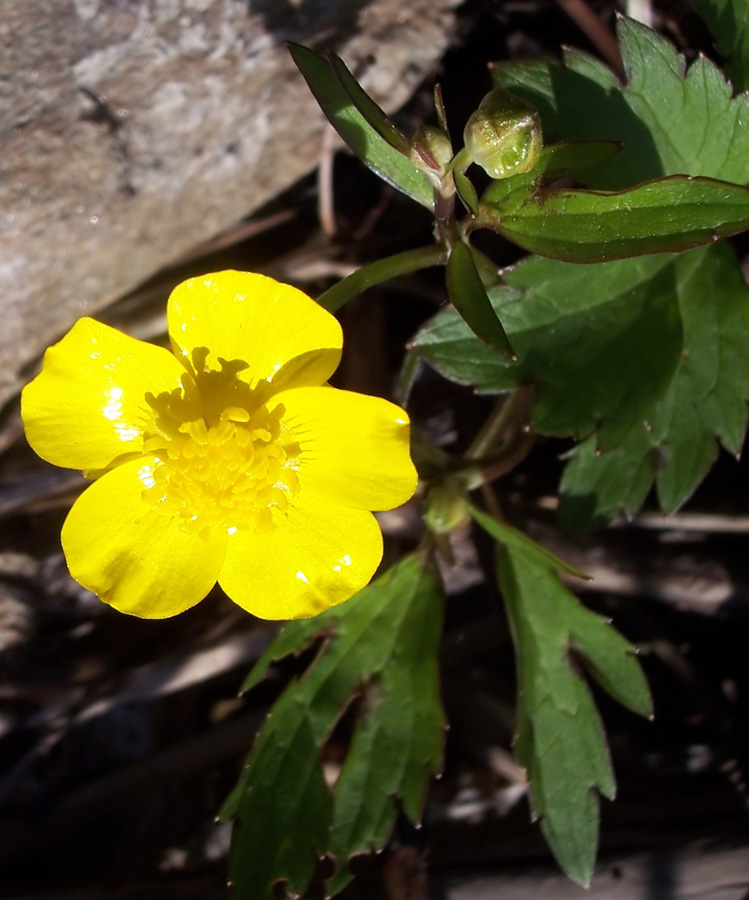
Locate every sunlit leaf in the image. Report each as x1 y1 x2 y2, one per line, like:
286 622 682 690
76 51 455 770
494 17 749 190
317 244 446 313
289 43 434 209
483 175 749 263
481 140 623 208
329 53 411 154
227 714 332 898
223 555 445 899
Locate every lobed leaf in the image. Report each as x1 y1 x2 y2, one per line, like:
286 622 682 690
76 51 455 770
497 541 651 884
494 17 749 190
289 43 434 209
691 0 749 92
227 714 332 898
560 241 749 530
557 426 656 532
224 555 445 899
412 253 684 450
441 15 749 524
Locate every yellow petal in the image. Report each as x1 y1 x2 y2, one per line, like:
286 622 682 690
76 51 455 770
275 386 417 511
61 458 228 618
167 271 342 388
22 318 184 472
218 494 383 619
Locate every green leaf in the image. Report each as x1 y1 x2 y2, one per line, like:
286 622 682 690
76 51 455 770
451 16 749 524
691 0 749 92
484 175 749 263
326 578 445 892
289 43 434 209
224 556 445 899
558 425 656 532
495 17 749 190
328 53 411 154
445 241 516 358
228 715 332 898
498 543 651 884
412 253 684 450
454 169 480 215
469 504 588 578
481 140 623 208
560 241 749 530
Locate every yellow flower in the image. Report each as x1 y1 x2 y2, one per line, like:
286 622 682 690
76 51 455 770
22 271 417 620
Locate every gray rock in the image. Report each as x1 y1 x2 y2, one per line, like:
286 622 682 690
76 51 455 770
0 0 458 408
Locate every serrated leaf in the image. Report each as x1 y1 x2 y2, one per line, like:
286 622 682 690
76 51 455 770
412 253 684 449
224 556 445 900
498 543 651 884
289 43 434 209
557 425 656 532
691 0 749 92
327 582 445 892
228 714 332 897
468 16 749 523
446 242 515 357
495 17 749 190
469 504 588 578
485 175 749 263
560 241 749 530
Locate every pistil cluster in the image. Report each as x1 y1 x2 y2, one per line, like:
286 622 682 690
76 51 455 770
140 349 299 535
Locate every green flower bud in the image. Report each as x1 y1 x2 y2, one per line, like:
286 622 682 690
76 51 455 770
463 88 543 179
409 124 454 173
424 477 471 535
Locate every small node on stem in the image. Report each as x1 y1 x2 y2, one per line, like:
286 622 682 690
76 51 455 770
409 125 454 173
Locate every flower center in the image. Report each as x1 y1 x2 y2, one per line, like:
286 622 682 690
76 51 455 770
140 349 299 535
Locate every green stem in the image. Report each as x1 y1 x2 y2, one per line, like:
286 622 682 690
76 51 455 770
433 189 460 250
466 430 536 490
316 244 448 312
466 387 531 461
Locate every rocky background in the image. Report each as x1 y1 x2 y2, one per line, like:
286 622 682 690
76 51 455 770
0 0 458 408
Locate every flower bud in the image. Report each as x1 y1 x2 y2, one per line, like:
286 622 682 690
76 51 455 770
463 88 542 179
424 477 471 535
409 125 454 173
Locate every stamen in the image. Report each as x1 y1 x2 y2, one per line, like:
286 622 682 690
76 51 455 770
142 350 300 534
